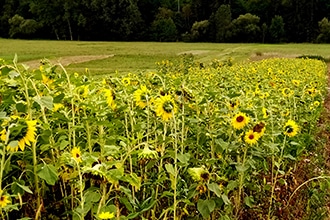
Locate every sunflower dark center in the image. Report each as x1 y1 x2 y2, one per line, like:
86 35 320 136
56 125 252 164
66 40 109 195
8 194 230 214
140 93 148 102
76 153 80 158
248 134 254 140
0 196 4 202
163 101 173 113
236 116 244 122
200 173 210 181
286 126 293 133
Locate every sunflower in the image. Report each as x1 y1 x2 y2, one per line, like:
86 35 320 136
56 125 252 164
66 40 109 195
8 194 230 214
227 100 239 110
292 80 300 86
133 85 150 108
98 211 115 219
282 88 293 97
188 167 210 182
253 122 266 137
138 145 158 160
0 129 6 142
262 107 269 119
231 112 250 130
41 74 54 86
244 130 259 145
53 103 64 112
76 85 89 98
103 89 116 110
284 119 299 137
0 192 10 208
155 95 177 121
6 119 37 152
71 147 82 163
121 77 131 87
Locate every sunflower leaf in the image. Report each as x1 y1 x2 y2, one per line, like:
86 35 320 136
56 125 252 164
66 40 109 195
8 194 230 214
37 163 58 185
207 182 222 198
197 199 215 218
15 182 33 194
33 96 53 110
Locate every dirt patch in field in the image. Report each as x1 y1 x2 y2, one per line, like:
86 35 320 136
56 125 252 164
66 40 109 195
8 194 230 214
178 50 210 55
249 52 300 61
22 54 114 69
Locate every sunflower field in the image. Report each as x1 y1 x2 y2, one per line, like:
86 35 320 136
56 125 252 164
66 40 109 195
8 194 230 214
0 54 328 220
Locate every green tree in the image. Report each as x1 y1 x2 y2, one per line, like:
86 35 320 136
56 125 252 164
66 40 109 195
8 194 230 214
316 17 330 43
209 4 231 42
269 15 285 43
228 13 261 42
189 20 209 42
151 18 178 41
8 14 39 38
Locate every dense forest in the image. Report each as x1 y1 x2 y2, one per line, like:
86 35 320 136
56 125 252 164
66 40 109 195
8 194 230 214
1 0 330 43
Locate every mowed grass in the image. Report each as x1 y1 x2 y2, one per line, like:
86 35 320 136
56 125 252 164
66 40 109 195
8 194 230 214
1 38 330 76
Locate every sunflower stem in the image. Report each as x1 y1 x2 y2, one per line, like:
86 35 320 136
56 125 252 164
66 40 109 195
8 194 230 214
32 141 41 219
173 115 178 220
268 135 287 219
60 64 76 148
235 145 248 217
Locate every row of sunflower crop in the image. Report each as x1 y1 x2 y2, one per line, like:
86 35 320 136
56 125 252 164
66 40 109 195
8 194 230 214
0 55 327 219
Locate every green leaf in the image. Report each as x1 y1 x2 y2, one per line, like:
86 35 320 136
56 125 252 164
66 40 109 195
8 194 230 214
221 194 231 205
119 197 134 212
177 153 190 165
207 182 222 197
8 140 18 148
9 70 19 78
84 190 100 203
226 180 238 191
33 96 53 110
197 199 216 219
15 182 33 194
244 196 254 208
165 164 176 176
37 163 58 185
236 163 249 173
60 140 69 150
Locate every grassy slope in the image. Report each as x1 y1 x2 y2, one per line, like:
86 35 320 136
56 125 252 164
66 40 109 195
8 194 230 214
1 39 330 75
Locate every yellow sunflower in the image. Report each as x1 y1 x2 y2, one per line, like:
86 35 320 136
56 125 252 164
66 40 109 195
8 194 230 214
281 88 293 97
155 95 177 121
188 167 210 182
0 192 10 208
6 119 37 152
227 100 239 110
71 147 82 163
0 129 6 142
231 112 250 130
253 122 266 137
284 119 299 137
244 130 259 145
133 85 150 108
121 77 131 87
41 74 54 86
98 211 115 219
53 103 64 112
103 89 116 110
262 107 269 118
76 85 89 98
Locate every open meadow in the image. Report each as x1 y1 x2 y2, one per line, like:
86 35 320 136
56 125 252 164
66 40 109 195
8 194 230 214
2 39 330 75
0 39 330 219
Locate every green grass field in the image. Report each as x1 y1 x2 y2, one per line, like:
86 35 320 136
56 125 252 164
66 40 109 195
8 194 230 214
1 38 330 76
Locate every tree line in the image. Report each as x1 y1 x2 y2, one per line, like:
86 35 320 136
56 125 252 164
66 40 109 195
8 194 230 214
1 0 330 43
